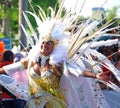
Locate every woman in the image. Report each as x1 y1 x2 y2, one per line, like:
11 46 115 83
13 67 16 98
0 3 119 108
26 38 66 108
0 35 110 108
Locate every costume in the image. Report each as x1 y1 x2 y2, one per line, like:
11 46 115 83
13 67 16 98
0 0 120 108
27 64 66 108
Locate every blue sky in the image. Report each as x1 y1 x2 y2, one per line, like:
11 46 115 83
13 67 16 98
64 0 120 17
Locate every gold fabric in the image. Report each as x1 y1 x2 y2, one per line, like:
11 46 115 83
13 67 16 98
28 64 66 108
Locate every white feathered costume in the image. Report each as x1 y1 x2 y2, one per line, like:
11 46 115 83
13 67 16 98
0 0 120 108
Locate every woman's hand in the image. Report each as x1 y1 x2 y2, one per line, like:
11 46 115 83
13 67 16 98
96 71 113 82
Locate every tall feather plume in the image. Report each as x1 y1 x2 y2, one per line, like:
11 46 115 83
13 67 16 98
55 0 65 19
22 11 39 43
37 6 47 21
62 0 103 59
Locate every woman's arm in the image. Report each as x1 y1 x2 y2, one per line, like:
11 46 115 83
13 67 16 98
83 71 96 78
83 70 113 82
0 57 29 75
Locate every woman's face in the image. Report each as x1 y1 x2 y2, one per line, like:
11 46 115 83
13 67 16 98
40 41 54 56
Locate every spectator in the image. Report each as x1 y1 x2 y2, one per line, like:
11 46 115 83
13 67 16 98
0 50 26 108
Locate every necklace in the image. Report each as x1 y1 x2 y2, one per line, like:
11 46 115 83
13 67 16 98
39 56 49 68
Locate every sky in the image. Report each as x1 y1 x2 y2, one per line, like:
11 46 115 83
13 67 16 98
63 0 120 17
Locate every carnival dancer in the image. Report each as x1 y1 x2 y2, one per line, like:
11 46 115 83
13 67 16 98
0 0 120 108
0 21 113 108
0 25 106 108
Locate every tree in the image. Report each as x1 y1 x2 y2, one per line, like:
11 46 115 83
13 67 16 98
106 6 120 29
0 0 19 45
0 0 18 37
28 0 60 15
106 6 120 21
0 0 60 49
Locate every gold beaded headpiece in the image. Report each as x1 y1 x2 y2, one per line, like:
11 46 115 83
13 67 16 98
41 35 59 47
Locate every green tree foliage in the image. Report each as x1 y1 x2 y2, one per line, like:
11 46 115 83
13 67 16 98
28 0 60 15
0 0 18 37
0 0 60 46
106 6 120 29
106 6 119 21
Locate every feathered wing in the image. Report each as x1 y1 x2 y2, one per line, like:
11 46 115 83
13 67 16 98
0 73 28 100
26 0 120 91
